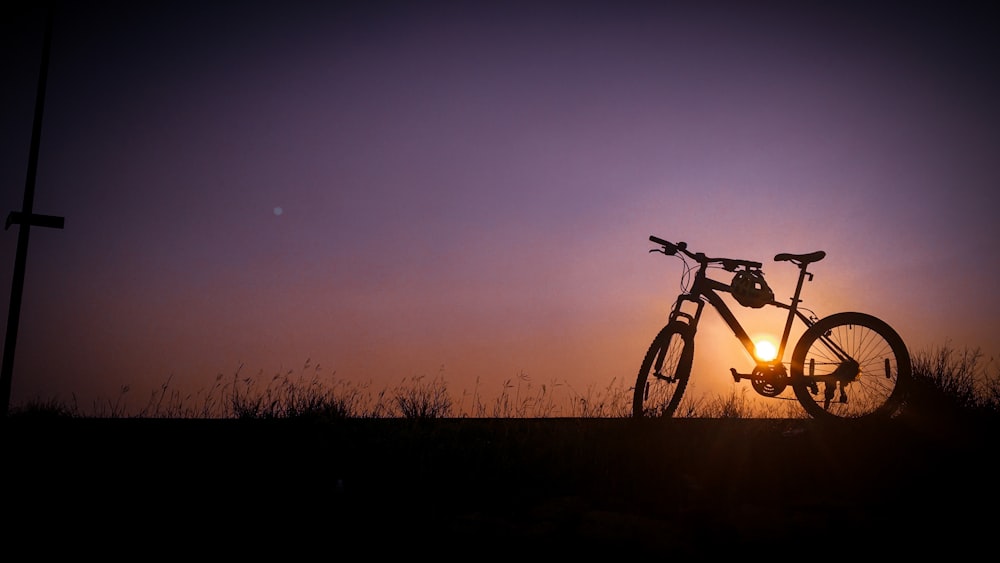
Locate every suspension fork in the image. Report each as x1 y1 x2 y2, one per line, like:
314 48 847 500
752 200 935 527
650 294 704 380
669 293 705 330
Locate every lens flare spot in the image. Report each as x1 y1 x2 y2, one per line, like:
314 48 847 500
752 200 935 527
754 340 778 362
273 206 283 216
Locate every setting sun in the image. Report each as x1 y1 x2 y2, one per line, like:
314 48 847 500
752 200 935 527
754 339 778 362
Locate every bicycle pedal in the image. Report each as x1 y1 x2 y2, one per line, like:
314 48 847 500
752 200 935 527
730 368 742 382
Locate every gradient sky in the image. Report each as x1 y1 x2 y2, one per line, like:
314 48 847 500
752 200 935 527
2 0 998 414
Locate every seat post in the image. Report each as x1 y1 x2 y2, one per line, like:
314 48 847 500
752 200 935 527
777 263 812 361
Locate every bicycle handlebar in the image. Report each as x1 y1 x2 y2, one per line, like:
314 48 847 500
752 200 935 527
649 235 762 270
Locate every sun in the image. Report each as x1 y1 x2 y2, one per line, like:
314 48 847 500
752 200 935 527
754 339 778 362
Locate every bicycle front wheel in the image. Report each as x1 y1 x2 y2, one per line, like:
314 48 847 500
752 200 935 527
791 312 911 420
632 321 694 418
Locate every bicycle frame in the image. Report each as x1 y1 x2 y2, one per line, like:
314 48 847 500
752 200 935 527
665 254 815 369
663 251 861 388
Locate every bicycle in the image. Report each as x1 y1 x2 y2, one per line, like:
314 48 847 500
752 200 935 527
633 235 912 421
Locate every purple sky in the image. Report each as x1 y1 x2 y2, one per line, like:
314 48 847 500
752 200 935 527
2 0 998 414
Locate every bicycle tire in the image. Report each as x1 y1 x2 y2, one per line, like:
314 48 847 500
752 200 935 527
632 321 695 418
791 312 911 420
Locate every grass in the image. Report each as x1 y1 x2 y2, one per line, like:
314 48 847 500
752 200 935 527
7 343 999 421
902 344 1000 426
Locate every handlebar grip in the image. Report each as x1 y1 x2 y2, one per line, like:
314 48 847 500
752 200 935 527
649 235 680 256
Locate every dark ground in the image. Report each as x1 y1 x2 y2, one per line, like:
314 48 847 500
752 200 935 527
4 415 997 557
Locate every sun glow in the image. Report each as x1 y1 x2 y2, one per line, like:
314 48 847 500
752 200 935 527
754 339 778 362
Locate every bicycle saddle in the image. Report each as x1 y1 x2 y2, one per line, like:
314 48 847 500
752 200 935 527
774 251 826 265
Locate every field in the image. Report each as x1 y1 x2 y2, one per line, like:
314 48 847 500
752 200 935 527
5 414 997 557
4 345 998 555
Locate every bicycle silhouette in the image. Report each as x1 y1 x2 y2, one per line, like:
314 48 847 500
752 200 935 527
634 236 912 421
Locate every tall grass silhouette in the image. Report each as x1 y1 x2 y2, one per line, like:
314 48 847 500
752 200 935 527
7 344 998 420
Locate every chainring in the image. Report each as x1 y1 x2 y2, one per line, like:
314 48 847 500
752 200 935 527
750 365 788 397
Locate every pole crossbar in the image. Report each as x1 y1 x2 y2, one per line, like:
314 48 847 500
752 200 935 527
1 12 64 417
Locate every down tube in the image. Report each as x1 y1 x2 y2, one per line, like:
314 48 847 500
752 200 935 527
702 291 756 360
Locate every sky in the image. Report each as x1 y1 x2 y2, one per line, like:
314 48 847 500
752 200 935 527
2 0 998 415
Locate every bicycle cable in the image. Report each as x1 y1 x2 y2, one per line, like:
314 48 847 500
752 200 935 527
800 306 819 323
678 254 695 293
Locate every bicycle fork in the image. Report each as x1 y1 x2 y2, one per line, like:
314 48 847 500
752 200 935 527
669 293 704 328
650 295 703 383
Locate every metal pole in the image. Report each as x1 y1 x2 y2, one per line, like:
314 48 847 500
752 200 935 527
1 13 54 417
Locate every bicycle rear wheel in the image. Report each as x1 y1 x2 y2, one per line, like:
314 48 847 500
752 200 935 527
791 312 911 420
632 321 694 418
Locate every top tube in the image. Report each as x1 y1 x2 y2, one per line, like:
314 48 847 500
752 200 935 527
649 236 762 270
